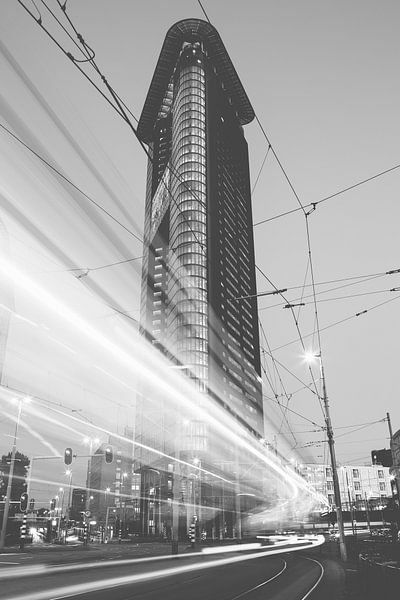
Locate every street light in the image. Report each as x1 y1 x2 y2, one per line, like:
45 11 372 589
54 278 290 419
0 395 32 550
65 469 73 530
304 351 347 561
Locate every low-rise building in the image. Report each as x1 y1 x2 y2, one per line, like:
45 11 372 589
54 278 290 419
302 463 393 509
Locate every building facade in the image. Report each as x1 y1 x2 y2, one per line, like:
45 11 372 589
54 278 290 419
302 463 393 509
390 429 400 501
88 430 140 534
136 18 264 538
69 488 86 522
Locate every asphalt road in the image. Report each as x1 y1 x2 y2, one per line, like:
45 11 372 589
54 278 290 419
0 546 345 600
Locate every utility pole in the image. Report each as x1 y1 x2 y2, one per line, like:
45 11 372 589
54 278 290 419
0 400 22 551
387 412 393 439
320 360 347 562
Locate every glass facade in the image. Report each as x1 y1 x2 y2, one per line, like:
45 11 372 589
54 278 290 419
168 50 208 390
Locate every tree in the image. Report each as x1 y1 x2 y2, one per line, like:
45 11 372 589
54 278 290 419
0 451 30 517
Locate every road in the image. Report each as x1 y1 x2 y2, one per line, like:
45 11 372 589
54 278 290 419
0 541 345 600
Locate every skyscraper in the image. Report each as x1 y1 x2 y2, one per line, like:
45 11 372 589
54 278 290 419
136 18 263 538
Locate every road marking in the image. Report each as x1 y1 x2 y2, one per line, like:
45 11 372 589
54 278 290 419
0 562 20 565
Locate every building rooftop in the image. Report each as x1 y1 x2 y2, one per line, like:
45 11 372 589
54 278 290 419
137 18 255 143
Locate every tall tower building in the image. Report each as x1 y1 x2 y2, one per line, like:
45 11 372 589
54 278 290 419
136 18 263 538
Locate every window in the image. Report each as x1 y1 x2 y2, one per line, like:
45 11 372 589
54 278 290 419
378 470 384 479
355 494 362 501
379 482 386 491
354 481 361 490
325 468 332 478
352 469 359 478
326 481 333 491
328 494 334 505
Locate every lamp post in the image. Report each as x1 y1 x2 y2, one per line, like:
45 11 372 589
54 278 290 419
65 468 73 532
57 487 65 541
305 352 347 561
104 505 116 542
0 396 31 550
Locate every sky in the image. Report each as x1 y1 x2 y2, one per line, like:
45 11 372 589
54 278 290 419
1 0 400 505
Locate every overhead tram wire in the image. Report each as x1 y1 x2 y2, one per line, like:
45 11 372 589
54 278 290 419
66 255 143 275
16 0 128 124
0 122 143 245
335 419 387 439
15 0 209 260
260 272 395 310
52 0 213 259
262 394 324 430
250 120 328 420
254 162 400 227
251 144 271 195
195 1 330 419
258 320 298 445
283 287 400 308
256 265 323 412
236 267 399 302
272 293 400 352
199 0 399 446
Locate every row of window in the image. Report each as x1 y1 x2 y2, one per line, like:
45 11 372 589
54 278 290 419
175 151 206 167
171 287 207 304
175 197 206 211
174 171 206 184
175 89 205 106
169 299 207 315
176 338 208 352
173 232 207 249
172 205 207 224
175 161 206 176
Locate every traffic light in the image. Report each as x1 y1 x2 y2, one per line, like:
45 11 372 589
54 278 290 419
29 498 35 511
50 498 56 510
20 492 29 512
104 445 113 463
64 447 73 465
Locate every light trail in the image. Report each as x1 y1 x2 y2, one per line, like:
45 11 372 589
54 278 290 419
0 257 327 510
2 537 325 600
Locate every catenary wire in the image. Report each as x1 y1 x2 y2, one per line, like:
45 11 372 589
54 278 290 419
259 320 298 444
260 273 392 310
238 268 399 302
251 144 271 195
253 162 400 227
272 294 400 351
262 395 324 429
66 255 143 274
